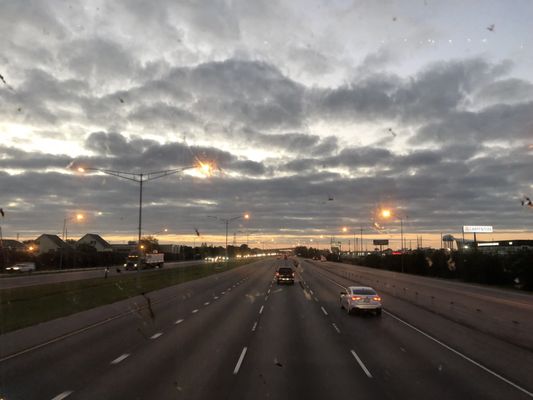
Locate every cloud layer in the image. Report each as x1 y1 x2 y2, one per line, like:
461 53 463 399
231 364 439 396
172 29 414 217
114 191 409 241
0 1 531 244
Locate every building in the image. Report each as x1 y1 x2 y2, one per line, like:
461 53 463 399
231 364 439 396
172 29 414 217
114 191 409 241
159 244 181 254
77 234 113 252
0 239 26 252
456 239 533 254
35 234 70 255
110 242 137 255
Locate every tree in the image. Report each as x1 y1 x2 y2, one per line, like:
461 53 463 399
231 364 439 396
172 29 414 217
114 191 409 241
140 235 159 253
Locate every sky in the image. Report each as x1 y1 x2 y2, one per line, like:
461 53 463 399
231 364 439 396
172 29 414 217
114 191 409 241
0 0 532 249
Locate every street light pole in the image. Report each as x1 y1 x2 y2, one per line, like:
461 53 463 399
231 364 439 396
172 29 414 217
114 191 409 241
360 227 363 256
138 175 143 247
80 166 200 252
400 217 404 252
208 214 249 261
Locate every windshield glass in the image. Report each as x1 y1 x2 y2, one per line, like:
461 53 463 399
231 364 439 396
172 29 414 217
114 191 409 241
353 288 377 295
1 2 532 400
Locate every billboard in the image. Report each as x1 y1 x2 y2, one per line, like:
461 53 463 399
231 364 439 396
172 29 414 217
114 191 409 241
373 239 389 245
463 226 493 233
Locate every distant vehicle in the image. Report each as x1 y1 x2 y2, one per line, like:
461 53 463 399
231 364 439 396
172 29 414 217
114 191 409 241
339 286 382 316
275 267 295 285
320 255 327 262
124 251 164 270
5 262 36 273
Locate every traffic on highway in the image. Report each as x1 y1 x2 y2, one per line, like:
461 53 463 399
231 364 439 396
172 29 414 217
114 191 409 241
2 257 532 399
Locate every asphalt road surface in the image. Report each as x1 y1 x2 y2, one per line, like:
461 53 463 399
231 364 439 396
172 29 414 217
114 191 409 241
0 260 205 289
1 258 532 399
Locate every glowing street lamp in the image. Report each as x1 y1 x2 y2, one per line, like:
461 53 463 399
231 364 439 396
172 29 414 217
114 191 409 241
63 213 85 241
75 161 214 251
208 213 250 260
380 208 407 272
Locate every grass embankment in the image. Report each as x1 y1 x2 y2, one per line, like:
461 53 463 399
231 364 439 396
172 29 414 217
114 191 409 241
0 260 252 334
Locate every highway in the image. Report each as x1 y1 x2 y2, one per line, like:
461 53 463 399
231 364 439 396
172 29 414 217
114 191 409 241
1 258 532 399
0 260 205 289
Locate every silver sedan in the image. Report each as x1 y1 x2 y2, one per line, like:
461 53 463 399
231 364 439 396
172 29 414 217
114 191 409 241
340 286 382 316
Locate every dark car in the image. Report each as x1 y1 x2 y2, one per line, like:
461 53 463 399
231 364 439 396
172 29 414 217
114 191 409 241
275 267 295 285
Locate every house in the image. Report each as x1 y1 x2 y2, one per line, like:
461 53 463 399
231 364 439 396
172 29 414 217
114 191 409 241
110 242 137 255
77 233 113 252
35 234 70 255
0 239 26 252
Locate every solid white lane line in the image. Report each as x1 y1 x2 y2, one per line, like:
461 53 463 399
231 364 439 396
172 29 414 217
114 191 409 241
110 353 130 365
175 319 184 325
332 323 341 333
204 302 210 306
51 391 73 400
351 350 373 378
192 309 199 314
384 310 533 398
321 306 329 316
150 333 163 340
233 347 248 375
259 305 264 314
0 311 127 363
252 321 258 331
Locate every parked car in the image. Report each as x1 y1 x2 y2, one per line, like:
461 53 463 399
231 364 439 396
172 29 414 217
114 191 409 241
5 262 36 273
340 286 382 316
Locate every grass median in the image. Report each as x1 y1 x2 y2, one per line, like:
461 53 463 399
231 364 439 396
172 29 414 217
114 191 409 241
0 259 254 334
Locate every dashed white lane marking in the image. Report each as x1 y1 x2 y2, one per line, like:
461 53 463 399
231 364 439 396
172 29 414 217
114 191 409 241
252 321 258 331
313 297 319 302
332 323 341 334
385 310 533 398
192 309 199 314
221 292 226 295
321 306 329 316
150 333 163 340
264 295 269 301
51 391 73 400
233 347 248 375
259 305 264 314
214 296 219 300
267 289 271 294
175 319 184 325
110 353 130 365
310 290 314 295
351 350 373 378
204 302 210 306
227 288 232 291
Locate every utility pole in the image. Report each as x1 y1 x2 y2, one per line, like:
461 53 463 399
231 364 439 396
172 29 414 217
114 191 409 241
360 227 363 255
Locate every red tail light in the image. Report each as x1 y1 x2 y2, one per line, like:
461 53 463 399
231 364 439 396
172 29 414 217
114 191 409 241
275 272 279 276
292 272 295 277
351 296 361 301
373 296 381 301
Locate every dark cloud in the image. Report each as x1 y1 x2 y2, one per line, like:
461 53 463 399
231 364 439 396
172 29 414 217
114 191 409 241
0 0 531 245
